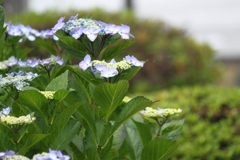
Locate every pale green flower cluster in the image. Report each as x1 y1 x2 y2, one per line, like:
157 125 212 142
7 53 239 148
0 114 36 125
32 152 48 160
140 107 182 118
64 18 99 32
123 96 131 103
92 60 131 70
39 91 55 99
3 155 30 160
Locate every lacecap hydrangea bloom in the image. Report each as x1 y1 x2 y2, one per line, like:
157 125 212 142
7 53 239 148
0 56 18 70
49 14 134 41
39 91 55 99
79 54 144 78
140 107 182 118
32 149 70 160
0 71 39 90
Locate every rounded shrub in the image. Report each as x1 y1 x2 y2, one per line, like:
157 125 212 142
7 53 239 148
6 9 222 91
137 86 240 160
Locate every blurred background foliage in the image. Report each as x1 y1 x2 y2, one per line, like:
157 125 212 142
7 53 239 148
6 9 223 92
133 85 240 160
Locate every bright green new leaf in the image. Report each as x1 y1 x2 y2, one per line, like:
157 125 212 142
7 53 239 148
45 70 68 91
93 80 129 117
141 139 178 160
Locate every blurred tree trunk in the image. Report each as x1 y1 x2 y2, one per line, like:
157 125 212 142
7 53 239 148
2 0 27 14
126 0 134 9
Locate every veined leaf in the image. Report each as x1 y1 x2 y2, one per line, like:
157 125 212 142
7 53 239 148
101 39 134 61
49 102 82 148
93 80 129 118
160 119 185 141
133 120 152 146
51 120 80 150
141 139 178 160
85 148 100 160
110 96 154 137
18 134 48 155
67 142 86 160
58 36 87 59
45 70 68 91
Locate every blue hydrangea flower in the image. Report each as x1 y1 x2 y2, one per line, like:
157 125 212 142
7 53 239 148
123 55 144 67
82 27 100 41
2 107 11 115
79 54 92 71
70 27 83 39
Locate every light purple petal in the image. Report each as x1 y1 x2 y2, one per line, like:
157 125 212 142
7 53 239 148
79 55 92 71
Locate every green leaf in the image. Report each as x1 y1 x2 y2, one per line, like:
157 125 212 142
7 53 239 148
68 65 103 85
34 39 57 55
0 123 15 151
0 5 4 30
18 134 48 155
112 124 125 150
58 36 87 59
141 139 178 160
101 39 134 61
53 89 73 102
77 102 97 140
110 96 154 136
160 119 185 141
133 120 152 146
67 142 86 160
16 90 49 132
45 70 68 91
93 80 129 117
123 67 142 80
51 120 80 150
49 102 82 149
113 157 130 160
85 148 100 160
55 29 68 38
31 75 49 91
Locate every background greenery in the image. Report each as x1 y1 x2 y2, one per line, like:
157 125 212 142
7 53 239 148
6 9 223 92
135 85 240 160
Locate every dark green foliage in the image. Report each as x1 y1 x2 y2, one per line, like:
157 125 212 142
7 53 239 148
138 86 240 160
6 9 222 91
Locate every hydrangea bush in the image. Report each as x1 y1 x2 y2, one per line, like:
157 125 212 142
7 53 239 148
0 2 184 160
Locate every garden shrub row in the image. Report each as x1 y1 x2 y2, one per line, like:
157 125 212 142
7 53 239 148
136 85 240 160
6 9 223 91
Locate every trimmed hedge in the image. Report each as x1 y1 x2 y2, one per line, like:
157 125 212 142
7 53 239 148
6 9 222 91
136 86 240 160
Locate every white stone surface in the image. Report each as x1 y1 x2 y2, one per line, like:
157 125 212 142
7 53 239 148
27 0 240 58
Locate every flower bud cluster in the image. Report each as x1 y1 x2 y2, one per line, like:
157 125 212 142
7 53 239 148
2 155 30 160
0 114 36 125
0 71 39 90
140 107 182 118
79 54 144 78
39 91 55 99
